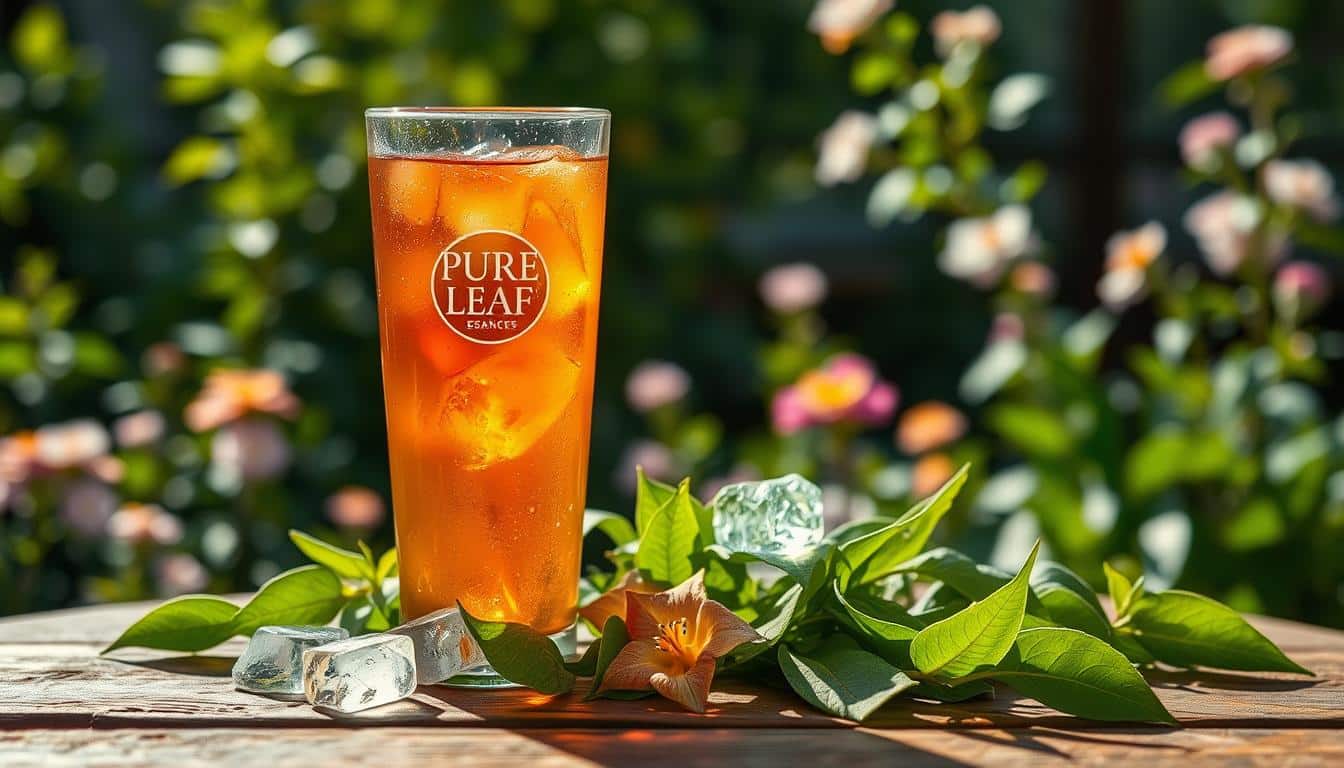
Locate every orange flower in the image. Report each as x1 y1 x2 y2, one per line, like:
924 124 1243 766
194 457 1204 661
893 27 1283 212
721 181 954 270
184 369 300 432
599 571 762 713
912 453 956 498
579 570 658 629
896 402 967 455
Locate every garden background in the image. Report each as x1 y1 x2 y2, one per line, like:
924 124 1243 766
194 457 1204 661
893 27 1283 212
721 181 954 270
2 0 1342 628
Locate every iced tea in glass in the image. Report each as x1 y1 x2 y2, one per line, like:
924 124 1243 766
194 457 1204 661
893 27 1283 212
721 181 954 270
364 108 609 670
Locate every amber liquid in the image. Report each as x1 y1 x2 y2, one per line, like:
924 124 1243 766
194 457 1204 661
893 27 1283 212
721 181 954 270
367 149 606 634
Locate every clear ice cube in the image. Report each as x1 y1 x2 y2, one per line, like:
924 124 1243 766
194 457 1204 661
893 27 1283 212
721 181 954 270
389 607 488 685
302 633 416 713
231 625 349 696
710 473 825 555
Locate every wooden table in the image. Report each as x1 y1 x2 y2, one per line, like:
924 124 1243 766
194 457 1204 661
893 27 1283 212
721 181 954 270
0 600 1341 766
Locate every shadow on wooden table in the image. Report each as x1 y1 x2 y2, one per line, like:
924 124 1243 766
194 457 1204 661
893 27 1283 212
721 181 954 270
1143 667 1322 693
111 655 236 678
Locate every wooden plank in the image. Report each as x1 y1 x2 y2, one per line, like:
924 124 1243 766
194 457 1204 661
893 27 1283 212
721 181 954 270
2 727 1343 767
1 641 1339 730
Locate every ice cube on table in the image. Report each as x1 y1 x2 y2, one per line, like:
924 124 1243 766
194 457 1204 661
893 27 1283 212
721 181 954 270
710 473 824 555
302 633 416 713
389 607 488 685
231 625 349 696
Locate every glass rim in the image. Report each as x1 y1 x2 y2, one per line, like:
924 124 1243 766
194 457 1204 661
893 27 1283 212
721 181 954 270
364 106 609 121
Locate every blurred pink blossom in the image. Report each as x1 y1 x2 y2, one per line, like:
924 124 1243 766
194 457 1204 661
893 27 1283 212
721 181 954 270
930 5 1001 57
807 0 893 54
897 402 968 455
1009 262 1055 299
1179 112 1240 170
325 485 386 529
1264 159 1339 221
107 502 184 546
211 418 291 482
989 312 1025 343
815 111 878 186
59 479 118 537
759 263 829 313
34 419 111 471
114 410 165 449
155 553 208 596
142 341 186 377
185 369 300 432
772 353 898 435
1205 25 1292 81
1273 261 1331 321
1184 191 1288 275
939 206 1035 287
1097 222 1166 310
625 360 691 413
616 439 678 493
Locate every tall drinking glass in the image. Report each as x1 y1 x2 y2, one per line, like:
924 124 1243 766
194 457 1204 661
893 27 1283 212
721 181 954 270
365 108 609 684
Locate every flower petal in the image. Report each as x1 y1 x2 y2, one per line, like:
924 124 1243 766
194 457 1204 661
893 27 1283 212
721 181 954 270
694 599 764 659
579 571 654 628
597 640 677 693
649 655 717 714
627 570 710 640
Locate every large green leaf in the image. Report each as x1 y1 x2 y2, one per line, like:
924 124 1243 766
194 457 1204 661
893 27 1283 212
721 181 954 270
102 595 239 653
909 541 1040 679
583 509 637 547
231 565 347 634
839 464 968 587
992 628 1175 723
289 529 372 581
725 584 804 667
705 543 833 600
1030 561 1109 639
460 604 576 695
831 582 920 667
778 644 917 722
1124 591 1310 675
634 480 700 585
634 468 677 535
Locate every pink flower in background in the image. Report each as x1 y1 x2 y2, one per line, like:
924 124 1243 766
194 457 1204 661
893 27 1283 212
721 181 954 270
815 111 878 186
807 0 893 54
107 502 184 546
759 263 829 313
1097 222 1165 310
33 419 111 471
989 312 1026 343
142 341 186 377
897 402 967 455
1184 191 1288 275
625 360 691 413
772 353 897 435
114 410 165 449
930 5 1002 57
1273 261 1331 320
616 440 678 493
1204 25 1292 81
211 418 291 482
1179 112 1240 170
1009 262 1056 299
185 369 300 432
325 485 386 529
1264 159 1339 221
155 553 208 596
939 206 1035 287
59 479 118 537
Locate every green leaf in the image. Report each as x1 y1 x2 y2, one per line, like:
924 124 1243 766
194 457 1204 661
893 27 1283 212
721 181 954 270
635 480 700 585
102 595 239 653
231 566 347 635
583 509 637 547
1031 562 1110 639
831 582 920 667
1124 591 1310 675
992 628 1175 724
375 547 399 582
910 541 1041 679
163 137 234 185
910 582 970 624
584 616 651 701
1159 60 1219 108
908 679 994 703
726 584 804 667
634 467 677 534
289 529 373 581
13 4 69 73
1103 562 1141 618
839 464 968 587
705 543 833 599
565 638 603 676
987 404 1074 459
459 603 576 695
778 643 917 722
